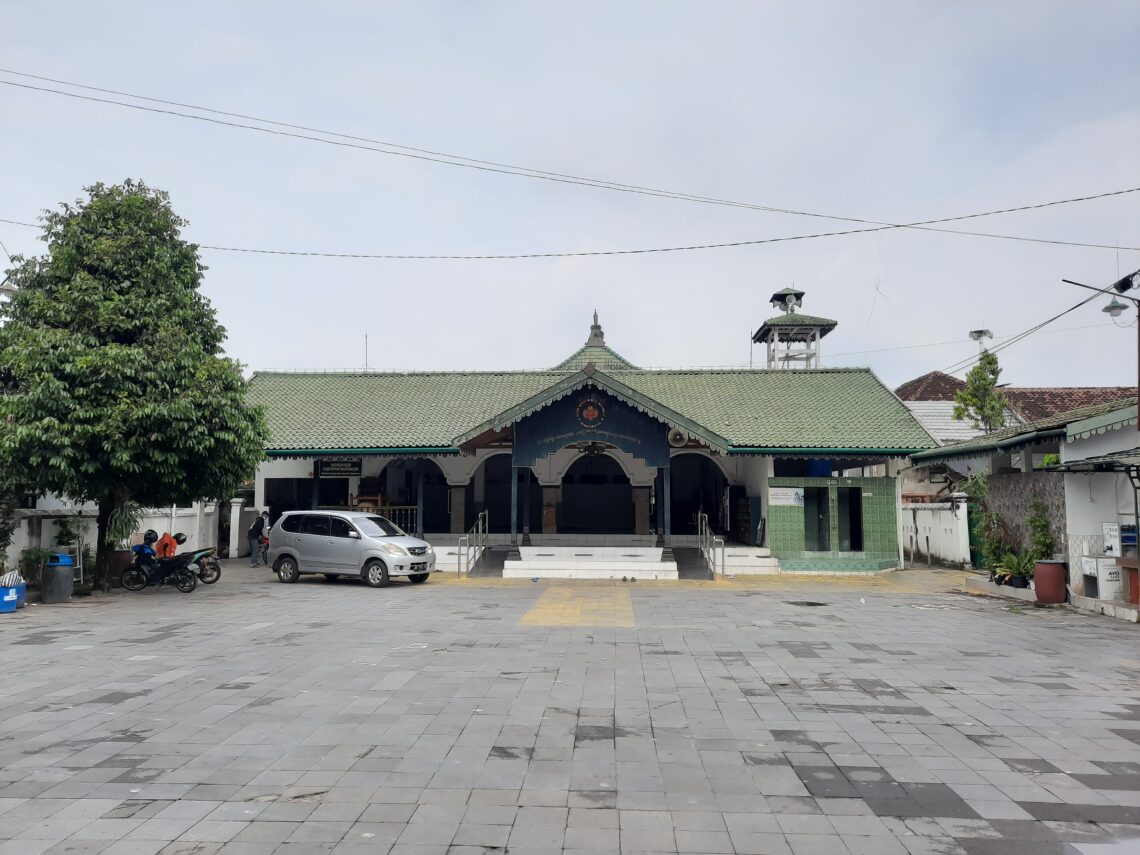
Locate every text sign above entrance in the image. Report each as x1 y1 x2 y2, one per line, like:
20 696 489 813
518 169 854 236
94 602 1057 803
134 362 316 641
513 389 670 467
316 458 363 478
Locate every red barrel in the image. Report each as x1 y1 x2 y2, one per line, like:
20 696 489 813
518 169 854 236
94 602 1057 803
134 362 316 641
1124 566 1140 606
1034 560 1067 604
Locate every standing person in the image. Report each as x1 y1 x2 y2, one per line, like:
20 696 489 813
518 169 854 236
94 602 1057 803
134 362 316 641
248 511 268 567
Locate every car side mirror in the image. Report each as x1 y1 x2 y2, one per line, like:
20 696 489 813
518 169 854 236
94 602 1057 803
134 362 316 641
348 530 361 539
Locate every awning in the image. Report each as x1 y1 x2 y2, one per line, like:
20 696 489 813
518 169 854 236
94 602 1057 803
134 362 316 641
1046 447 1140 473
1066 405 1137 441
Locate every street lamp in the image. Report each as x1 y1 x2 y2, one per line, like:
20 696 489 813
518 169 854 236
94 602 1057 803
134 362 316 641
1104 297 1129 319
1062 268 1140 437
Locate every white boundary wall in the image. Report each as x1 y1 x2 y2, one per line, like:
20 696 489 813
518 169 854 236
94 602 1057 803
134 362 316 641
898 502 971 568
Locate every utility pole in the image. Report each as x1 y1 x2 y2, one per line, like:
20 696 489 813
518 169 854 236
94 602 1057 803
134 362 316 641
1062 268 1140 431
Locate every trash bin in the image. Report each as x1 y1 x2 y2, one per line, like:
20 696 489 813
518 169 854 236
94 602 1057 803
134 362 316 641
40 553 75 604
0 583 26 613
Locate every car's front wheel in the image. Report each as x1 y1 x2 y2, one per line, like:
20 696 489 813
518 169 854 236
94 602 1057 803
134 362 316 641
362 559 389 588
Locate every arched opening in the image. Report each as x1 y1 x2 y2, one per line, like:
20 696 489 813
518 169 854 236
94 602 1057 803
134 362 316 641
668 453 727 536
468 454 540 534
377 458 450 534
561 454 633 534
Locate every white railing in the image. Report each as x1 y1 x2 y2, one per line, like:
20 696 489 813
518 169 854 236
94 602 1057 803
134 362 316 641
697 512 725 577
457 511 489 576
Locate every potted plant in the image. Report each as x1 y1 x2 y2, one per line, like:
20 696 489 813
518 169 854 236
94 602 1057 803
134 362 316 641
999 551 1035 589
1027 498 1066 604
104 502 143 588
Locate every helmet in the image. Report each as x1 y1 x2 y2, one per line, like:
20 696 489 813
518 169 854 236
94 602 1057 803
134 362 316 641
173 533 187 545
143 529 159 544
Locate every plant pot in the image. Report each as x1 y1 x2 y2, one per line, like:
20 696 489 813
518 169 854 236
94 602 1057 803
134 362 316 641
1009 575 1029 589
1033 559 1067 604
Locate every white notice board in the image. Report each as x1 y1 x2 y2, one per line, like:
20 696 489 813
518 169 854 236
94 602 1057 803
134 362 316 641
769 487 805 507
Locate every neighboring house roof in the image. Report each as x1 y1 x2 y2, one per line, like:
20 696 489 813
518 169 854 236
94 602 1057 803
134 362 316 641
895 371 964 401
1002 387 1138 422
911 398 1135 464
895 372 1136 422
902 401 1022 445
248 366 936 456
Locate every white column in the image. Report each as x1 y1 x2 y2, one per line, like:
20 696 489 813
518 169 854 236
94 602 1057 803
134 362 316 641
229 498 246 559
195 501 205 550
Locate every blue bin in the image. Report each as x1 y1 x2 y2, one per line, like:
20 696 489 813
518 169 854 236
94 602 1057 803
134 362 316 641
0 583 26 613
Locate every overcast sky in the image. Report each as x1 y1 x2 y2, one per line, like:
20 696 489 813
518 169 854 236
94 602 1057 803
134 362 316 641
2 2 1139 389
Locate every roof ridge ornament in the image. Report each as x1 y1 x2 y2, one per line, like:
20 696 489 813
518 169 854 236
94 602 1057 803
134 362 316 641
585 310 606 346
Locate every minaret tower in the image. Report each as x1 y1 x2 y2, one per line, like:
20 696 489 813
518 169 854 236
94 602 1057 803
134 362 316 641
751 288 837 369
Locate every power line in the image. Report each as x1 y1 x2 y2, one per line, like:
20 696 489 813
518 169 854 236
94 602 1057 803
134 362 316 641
2 72 1139 253
826 322 1116 361
4 212 1137 260
940 293 1102 374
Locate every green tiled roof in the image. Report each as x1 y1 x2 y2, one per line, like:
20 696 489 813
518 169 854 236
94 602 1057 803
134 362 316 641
760 312 837 328
753 312 838 343
553 344 637 371
910 397 1135 463
249 367 934 455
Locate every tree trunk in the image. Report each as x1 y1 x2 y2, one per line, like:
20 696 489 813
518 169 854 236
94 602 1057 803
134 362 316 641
94 494 115 593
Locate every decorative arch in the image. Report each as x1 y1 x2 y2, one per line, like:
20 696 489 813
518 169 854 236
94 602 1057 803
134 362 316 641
670 447 735 483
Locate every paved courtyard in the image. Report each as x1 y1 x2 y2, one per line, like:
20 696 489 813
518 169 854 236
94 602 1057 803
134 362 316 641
1 564 1139 855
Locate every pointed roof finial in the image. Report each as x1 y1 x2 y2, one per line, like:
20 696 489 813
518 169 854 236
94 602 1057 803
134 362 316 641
586 310 605 346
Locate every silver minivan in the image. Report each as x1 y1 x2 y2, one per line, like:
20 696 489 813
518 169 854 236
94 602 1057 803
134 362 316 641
267 510 436 587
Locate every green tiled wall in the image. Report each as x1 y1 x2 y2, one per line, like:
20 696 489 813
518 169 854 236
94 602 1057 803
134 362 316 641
768 476 898 571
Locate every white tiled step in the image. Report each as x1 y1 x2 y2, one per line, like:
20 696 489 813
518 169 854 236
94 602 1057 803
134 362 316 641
503 564 678 580
723 547 772 559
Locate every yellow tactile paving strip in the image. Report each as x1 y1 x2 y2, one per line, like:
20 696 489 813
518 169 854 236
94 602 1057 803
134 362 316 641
519 586 637 627
436 568 968 598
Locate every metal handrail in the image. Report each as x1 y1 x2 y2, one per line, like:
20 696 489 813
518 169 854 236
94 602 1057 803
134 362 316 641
458 510 489 576
697 512 724 577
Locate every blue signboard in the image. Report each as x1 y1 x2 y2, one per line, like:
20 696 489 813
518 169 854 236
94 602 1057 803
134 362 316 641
513 389 670 467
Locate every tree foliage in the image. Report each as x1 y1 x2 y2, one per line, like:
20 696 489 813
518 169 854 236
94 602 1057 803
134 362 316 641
0 181 268 588
952 349 1007 432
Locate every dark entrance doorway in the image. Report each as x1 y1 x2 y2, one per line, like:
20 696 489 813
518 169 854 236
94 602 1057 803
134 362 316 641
561 455 633 534
472 455 540 534
382 459 450 534
669 454 727 535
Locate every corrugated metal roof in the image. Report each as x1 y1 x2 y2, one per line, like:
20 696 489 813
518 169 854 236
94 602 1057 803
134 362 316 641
903 401 1022 444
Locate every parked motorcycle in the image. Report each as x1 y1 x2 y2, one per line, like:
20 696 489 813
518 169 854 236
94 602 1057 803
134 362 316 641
194 549 222 585
121 531 197 593
166 533 221 585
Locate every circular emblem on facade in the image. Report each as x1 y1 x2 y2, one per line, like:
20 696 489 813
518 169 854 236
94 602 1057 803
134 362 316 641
576 397 606 429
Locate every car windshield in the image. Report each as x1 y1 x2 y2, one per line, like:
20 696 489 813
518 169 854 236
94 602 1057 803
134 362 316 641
356 515 406 537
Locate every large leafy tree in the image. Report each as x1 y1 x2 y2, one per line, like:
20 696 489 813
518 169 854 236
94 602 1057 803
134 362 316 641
0 181 268 589
953 348 1007 432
